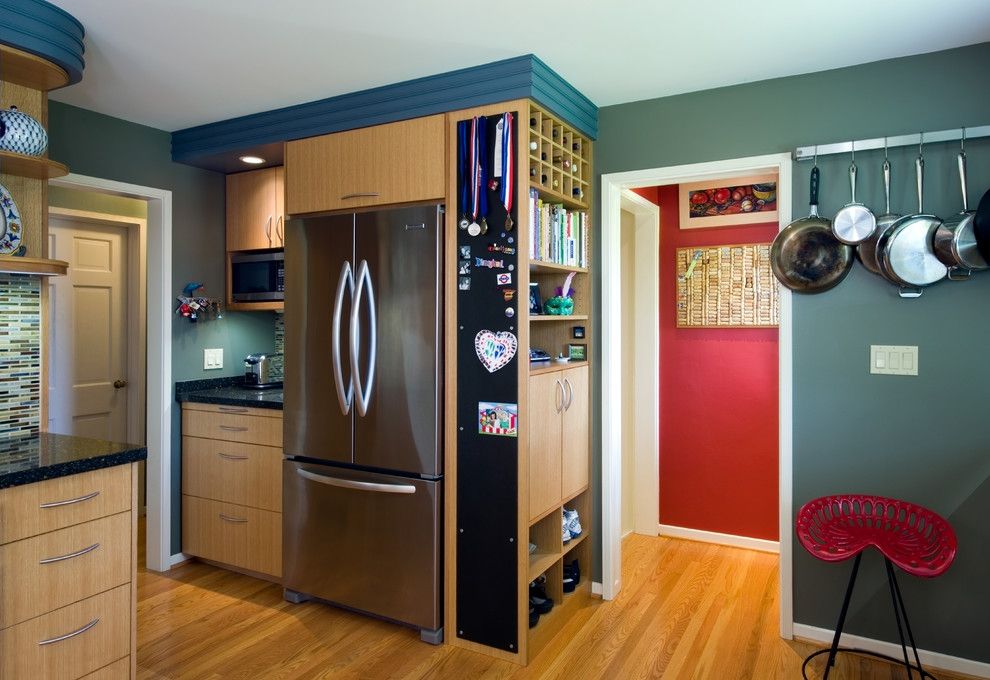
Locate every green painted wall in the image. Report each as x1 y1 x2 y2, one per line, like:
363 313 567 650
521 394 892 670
47 102 277 552
596 42 990 661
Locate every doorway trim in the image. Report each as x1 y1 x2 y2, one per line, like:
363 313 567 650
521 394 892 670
600 152 794 638
50 173 173 573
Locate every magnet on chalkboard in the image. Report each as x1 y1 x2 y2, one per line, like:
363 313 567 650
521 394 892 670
478 401 518 437
496 272 512 286
458 261 471 275
458 276 471 291
503 288 516 302
505 307 515 318
459 245 471 259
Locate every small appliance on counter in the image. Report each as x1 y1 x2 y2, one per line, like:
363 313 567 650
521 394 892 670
244 352 282 389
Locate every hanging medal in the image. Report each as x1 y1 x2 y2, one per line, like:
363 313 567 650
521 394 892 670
466 117 487 237
498 113 515 230
458 120 470 230
476 116 489 235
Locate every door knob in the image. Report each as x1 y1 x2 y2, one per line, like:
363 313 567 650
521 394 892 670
113 379 128 389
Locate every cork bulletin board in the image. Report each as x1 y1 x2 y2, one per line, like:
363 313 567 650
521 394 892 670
675 243 778 328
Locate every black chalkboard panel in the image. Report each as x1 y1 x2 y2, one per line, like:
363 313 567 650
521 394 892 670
455 112 520 653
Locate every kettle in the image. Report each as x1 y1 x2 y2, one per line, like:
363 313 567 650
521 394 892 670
244 353 282 389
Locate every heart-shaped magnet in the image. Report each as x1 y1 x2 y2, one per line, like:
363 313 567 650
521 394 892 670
474 330 518 373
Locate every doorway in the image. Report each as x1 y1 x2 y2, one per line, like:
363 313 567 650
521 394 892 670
601 153 795 638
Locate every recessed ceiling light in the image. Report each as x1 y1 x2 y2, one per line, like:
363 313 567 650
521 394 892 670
239 155 265 165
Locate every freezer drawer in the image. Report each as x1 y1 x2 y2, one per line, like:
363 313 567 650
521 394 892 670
282 461 441 633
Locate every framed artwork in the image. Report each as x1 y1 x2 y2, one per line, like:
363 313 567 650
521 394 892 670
567 344 586 361
528 282 542 315
678 173 778 229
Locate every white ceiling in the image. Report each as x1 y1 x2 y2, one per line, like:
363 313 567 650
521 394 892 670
48 0 990 132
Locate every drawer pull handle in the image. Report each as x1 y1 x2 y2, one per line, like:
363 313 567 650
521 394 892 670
218 452 249 461
40 542 100 564
218 407 249 414
37 618 100 646
340 192 380 200
40 490 100 509
219 426 248 432
219 513 248 523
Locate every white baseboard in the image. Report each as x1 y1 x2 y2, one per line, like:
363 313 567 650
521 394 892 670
592 581 603 596
658 524 779 554
169 552 190 568
793 623 990 679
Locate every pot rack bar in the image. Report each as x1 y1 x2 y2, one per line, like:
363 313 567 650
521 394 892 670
793 125 990 161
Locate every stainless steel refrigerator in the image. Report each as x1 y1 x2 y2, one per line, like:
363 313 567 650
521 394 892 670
282 204 443 644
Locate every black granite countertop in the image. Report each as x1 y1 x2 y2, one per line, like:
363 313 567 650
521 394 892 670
0 433 147 489
176 377 283 410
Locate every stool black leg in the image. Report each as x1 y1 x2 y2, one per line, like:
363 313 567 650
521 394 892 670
884 558 914 680
823 552 862 680
888 560 927 677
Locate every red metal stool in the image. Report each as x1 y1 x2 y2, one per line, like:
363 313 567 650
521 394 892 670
796 495 957 679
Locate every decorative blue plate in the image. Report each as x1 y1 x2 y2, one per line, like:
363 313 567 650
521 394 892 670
0 183 23 255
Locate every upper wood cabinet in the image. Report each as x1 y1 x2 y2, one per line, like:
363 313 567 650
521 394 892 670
285 115 445 215
226 166 285 251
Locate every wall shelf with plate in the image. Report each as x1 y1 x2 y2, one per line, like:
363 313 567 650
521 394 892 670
0 255 67 276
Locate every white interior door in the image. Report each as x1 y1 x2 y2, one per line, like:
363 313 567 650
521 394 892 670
49 217 129 441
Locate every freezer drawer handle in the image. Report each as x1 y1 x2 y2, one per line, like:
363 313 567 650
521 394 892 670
37 618 100 646
40 490 100 508
217 407 249 414
218 452 249 461
297 468 416 494
332 260 354 415
350 259 377 417
40 542 100 565
219 513 249 523
219 425 248 432
340 192 380 200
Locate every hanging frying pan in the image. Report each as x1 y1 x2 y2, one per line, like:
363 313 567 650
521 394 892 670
875 151 946 297
933 143 987 279
832 145 876 244
771 164 853 293
858 141 900 276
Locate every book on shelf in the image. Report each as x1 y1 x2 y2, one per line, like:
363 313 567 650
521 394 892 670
529 188 587 268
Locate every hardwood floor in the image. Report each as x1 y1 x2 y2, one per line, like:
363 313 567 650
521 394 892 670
137 532 973 679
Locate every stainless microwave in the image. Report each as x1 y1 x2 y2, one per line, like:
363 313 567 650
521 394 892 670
230 250 284 302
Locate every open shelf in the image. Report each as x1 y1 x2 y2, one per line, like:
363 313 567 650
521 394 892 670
530 314 588 323
0 151 69 180
0 256 67 276
529 360 589 376
226 301 284 312
528 579 592 659
529 260 588 275
528 551 560 582
0 44 70 91
562 532 587 558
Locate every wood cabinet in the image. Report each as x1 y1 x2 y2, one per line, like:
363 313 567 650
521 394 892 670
226 166 285 251
0 463 138 680
181 403 283 579
560 365 589 499
285 115 446 215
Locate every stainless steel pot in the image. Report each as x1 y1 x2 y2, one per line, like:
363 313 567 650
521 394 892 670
858 149 900 276
771 165 853 294
875 153 946 297
933 149 987 278
832 150 876 245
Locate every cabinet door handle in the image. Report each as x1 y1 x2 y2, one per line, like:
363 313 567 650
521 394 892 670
217 406 249 414
265 215 273 246
276 215 284 246
219 425 248 432
340 192 380 200
554 379 564 413
40 490 100 509
564 378 573 411
219 513 248 523
37 618 100 646
40 542 100 565
218 452 249 461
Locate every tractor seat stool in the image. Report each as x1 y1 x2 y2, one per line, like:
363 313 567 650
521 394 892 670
796 495 956 680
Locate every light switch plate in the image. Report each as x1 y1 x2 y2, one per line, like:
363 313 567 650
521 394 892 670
870 345 917 376
204 348 223 370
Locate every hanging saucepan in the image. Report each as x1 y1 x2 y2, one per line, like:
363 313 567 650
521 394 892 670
974 186 990 263
875 150 947 297
832 145 876 245
858 141 900 276
933 141 987 278
771 164 853 293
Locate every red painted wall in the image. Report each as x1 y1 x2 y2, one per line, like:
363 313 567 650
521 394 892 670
635 185 779 540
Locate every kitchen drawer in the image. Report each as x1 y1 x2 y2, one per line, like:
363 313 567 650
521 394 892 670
0 583 130 680
285 115 446 215
182 495 281 578
181 401 283 420
182 436 282 511
182 407 283 447
80 657 129 680
0 511 131 629
0 465 131 545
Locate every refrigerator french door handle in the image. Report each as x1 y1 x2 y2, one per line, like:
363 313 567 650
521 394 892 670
332 261 354 415
296 468 416 494
350 259 377 417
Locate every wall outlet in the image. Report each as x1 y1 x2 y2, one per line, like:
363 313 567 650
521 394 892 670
204 348 223 370
870 345 917 376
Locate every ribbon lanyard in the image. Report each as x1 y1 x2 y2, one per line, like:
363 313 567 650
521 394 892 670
499 113 514 230
458 120 470 229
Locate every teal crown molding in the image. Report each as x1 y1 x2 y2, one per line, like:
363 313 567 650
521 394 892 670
0 0 85 86
171 54 598 173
